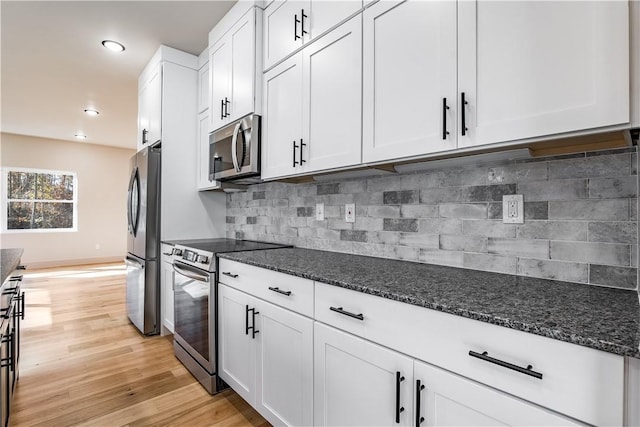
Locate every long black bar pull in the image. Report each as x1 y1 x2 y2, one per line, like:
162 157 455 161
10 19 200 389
461 92 468 136
442 98 450 140
299 139 306 165
294 13 301 40
329 306 364 321
395 371 405 423
300 9 308 36
251 308 259 339
245 304 250 335
221 99 225 120
468 350 543 379
293 141 299 166
268 287 292 296
415 380 425 426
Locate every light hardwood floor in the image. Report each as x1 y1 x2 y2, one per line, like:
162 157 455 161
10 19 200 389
11 263 269 427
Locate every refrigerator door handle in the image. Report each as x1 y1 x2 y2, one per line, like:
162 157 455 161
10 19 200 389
125 256 144 270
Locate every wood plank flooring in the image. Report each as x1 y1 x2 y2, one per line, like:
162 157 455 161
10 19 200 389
10 263 269 427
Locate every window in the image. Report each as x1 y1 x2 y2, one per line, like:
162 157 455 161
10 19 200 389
2 168 77 232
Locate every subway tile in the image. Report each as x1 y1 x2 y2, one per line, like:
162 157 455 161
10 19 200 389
368 231 401 245
286 217 308 227
632 152 637 175
384 245 420 262
418 219 463 234
367 175 403 192
440 235 487 252
461 184 516 202
383 190 419 205
400 173 441 189
297 207 314 217
367 205 401 218
462 220 516 238
398 233 439 249
328 194 355 205
488 202 502 219
246 216 257 225
226 216 235 224
307 239 353 253
489 162 548 184
340 180 367 194
340 230 368 243
317 183 341 195
589 265 638 289
550 241 630 266
317 228 341 240
418 249 465 268
516 221 587 241
631 200 638 221
517 258 589 283
549 200 629 221
420 188 462 204
352 242 386 258
517 179 587 201
298 227 316 238
256 216 272 225
439 203 487 219
384 218 419 232
252 191 266 200
588 222 637 244
355 217 384 231
354 191 384 205
548 153 630 179
269 199 289 208
588 177 637 199
524 201 548 220
400 204 439 219
324 205 341 218
440 167 489 187
327 218 353 230
463 253 517 275
632 245 638 268
488 238 549 259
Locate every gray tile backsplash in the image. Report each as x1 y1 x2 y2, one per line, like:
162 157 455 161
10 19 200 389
226 146 638 290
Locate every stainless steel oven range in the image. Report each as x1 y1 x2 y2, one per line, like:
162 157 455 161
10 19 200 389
168 238 287 394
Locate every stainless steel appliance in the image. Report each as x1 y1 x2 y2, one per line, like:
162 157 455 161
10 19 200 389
209 114 261 183
126 145 161 336
169 238 286 394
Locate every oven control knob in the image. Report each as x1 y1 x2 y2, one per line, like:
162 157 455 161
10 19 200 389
172 248 183 256
198 255 209 264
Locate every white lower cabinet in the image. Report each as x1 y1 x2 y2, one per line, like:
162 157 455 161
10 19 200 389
160 244 174 334
218 283 313 426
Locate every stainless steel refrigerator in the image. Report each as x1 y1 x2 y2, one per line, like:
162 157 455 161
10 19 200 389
125 145 161 335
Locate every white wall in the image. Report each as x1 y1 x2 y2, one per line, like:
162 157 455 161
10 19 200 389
0 133 135 267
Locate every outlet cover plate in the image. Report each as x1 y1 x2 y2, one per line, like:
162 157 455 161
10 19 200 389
503 194 524 224
316 203 325 221
345 203 355 223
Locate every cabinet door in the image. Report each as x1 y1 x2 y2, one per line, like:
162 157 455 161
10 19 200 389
262 54 304 179
362 0 457 163
263 0 308 71
229 8 257 122
198 62 209 114
138 63 163 151
209 38 231 132
413 360 583 426
302 15 362 173
160 259 174 333
256 300 313 426
314 322 414 426
218 284 257 405
309 0 362 40
458 1 629 148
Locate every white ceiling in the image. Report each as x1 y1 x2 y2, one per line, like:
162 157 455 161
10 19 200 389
1 0 236 150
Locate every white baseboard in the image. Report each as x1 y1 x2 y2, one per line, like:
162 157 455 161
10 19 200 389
25 256 124 270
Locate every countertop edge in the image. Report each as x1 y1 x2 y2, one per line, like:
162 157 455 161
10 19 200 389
1 248 24 285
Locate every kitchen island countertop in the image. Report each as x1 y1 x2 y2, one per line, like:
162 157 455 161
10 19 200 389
219 247 640 359
0 248 24 285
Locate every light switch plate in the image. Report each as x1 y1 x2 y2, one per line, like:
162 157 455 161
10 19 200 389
345 203 355 223
316 203 325 221
503 194 524 224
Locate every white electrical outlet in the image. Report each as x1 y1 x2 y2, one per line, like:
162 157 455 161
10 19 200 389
316 203 325 221
503 194 524 224
345 203 355 223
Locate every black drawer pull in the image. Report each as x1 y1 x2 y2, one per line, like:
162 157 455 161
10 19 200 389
221 272 238 278
395 371 405 423
415 379 425 426
268 286 292 296
9 275 22 282
329 306 363 321
16 265 26 270
469 350 542 379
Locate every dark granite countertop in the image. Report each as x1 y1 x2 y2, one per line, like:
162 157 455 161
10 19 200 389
1 248 24 285
218 247 640 359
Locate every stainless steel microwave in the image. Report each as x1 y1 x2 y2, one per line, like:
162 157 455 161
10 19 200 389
209 114 261 183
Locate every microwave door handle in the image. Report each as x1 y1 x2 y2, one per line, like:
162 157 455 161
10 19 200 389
231 121 242 172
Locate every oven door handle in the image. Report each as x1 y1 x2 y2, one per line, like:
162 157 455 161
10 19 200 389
231 121 243 173
172 264 210 283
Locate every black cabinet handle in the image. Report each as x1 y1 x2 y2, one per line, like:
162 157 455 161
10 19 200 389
142 128 148 145
245 304 250 335
1 331 14 372
220 99 225 120
442 98 450 140
16 265 26 270
301 9 308 36
245 306 259 339
461 92 468 136
9 275 22 282
251 308 259 339
293 141 299 166
224 97 230 117
329 306 364 320
415 380 425 426
294 13 301 40
299 139 306 165
221 272 238 278
20 292 25 321
469 350 543 379
395 371 405 423
268 286 292 296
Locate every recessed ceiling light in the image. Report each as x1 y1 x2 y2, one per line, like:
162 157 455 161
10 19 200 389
84 109 99 116
102 40 125 52
75 134 87 139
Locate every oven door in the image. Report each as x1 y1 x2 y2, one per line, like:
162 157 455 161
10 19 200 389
209 114 260 181
172 261 214 373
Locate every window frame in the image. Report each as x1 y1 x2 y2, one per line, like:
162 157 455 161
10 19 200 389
1 167 78 233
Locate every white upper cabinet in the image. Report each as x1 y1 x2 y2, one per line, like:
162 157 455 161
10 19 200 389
209 7 262 133
197 60 210 114
457 0 629 148
263 0 362 71
137 63 162 152
262 15 362 180
362 0 457 163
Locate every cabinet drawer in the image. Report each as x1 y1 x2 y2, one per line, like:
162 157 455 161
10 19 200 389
314 282 623 426
218 259 314 317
